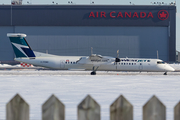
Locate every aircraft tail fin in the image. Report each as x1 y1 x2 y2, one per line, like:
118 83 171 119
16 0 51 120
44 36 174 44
7 33 36 58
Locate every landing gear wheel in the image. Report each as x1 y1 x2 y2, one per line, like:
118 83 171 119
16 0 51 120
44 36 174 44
91 72 96 75
164 72 167 75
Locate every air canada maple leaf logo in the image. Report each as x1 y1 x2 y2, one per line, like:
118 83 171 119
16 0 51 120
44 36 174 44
158 10 169 20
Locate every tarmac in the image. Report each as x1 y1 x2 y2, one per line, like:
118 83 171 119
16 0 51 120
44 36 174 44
0 69 179 76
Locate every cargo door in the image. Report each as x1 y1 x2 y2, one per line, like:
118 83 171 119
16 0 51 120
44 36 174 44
139 63 143 71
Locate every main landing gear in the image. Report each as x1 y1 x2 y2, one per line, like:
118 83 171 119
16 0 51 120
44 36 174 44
90 66 99 75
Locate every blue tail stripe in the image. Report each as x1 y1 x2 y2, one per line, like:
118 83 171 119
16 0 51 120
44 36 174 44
22 48 36 57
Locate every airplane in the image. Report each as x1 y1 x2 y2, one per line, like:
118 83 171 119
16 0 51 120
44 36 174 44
7 33 175 75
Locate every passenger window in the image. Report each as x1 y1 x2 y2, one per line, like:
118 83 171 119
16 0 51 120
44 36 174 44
121 63 123 65
134 63 136 65
129 63 131 65
147 60 150 62
124 63 125 65
144 60 146 62
132 63 133 65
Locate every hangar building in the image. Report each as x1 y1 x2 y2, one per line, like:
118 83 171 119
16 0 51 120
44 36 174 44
0 4 176 63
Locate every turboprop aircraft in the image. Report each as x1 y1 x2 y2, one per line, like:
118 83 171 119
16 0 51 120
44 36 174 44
7 33 175 75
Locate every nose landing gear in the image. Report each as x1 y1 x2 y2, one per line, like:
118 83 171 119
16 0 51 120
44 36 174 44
91 71 96 75
164 72 167 75
90 66 99 75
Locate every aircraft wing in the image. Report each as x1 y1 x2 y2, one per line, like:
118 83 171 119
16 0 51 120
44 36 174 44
89 54 103 61
77 54 113 66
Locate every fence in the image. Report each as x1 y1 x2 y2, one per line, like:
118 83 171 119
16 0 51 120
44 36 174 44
6 94 180 120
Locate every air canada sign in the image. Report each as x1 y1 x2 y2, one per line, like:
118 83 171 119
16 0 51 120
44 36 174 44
89 10 169 20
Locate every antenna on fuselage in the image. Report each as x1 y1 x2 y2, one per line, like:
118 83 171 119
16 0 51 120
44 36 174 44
157 50 159 59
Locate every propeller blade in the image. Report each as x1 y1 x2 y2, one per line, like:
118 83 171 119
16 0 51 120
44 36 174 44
117 50 119 58
115 50 120 62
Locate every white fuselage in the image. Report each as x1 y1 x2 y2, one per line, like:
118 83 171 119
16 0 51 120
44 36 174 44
15 56 175 72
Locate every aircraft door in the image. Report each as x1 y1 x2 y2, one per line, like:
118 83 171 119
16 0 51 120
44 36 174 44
139 63 143 70
60 60 65 68
114 62 118 70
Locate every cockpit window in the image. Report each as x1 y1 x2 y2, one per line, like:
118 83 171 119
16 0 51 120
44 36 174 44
157 61 165 64
76 57 82 63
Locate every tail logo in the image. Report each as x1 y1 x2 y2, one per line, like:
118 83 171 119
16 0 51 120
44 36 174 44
7 33 36 58
12 43 29 57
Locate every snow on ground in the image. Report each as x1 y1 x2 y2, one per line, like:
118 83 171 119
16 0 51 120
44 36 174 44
0 70 179 120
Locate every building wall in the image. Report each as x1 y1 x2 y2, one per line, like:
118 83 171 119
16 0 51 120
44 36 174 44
0 5 176 62
1 26 168 61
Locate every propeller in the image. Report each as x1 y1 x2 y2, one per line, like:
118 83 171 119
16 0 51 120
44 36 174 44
115 50 120 62
91 47 93 55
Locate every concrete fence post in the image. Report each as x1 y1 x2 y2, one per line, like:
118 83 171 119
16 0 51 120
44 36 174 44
42 94 65 120
110 95 133 120
143 95 166 120
6 94 29 120
78 94 100 120
174 101 180 120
